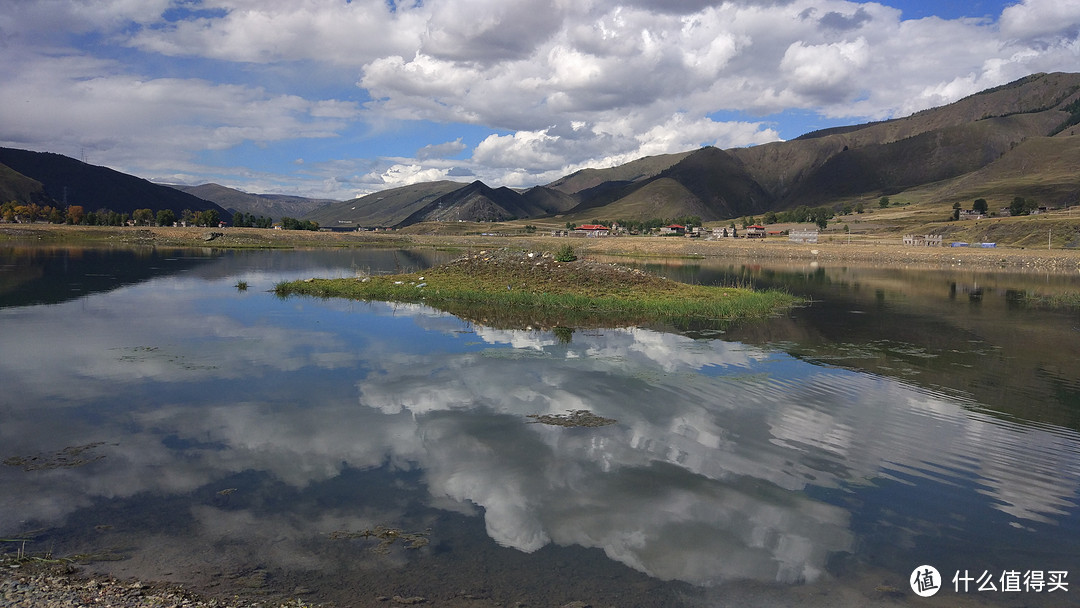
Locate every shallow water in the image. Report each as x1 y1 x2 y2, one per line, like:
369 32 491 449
2 246 1079 607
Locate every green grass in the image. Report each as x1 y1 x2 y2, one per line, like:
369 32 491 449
274 252 798 330
1013 290 1080 309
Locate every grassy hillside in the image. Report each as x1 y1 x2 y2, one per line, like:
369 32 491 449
546 151 692 195
0 163 47 204
171 183 336 219
304 181 466 227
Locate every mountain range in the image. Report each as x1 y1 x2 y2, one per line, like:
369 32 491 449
2 72 1078 226
309 72 1080 227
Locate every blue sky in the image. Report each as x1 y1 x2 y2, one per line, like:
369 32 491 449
1 0 1078 201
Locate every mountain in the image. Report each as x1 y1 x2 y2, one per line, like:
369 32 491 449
0 163 48 205
574 71 1080 221
169 183 337 220
304 72 1080 227
0 147 227 216
545 151 694 196
396 180 581 226
303 181 468 228
728 71 1080 208
6 72 1078 227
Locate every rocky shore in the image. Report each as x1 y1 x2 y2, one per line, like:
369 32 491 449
1 563 296 608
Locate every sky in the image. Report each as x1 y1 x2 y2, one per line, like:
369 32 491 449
1 0 1079 201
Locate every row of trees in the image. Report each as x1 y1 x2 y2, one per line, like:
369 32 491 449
0 201 225 227
563 216 704 232
754 205 836 230
950 197 1038 220
232 212 274 228
2 202 322 230
280 216 320 231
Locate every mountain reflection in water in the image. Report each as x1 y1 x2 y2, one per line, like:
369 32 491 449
1 248 1079 607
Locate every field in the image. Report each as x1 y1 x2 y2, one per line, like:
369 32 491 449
3 221 1080 274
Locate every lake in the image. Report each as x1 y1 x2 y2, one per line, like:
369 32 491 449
2 245 1079 607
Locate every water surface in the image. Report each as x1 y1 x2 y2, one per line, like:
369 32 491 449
2 247 1079 607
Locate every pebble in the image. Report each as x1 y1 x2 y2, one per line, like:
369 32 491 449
1 566 308 608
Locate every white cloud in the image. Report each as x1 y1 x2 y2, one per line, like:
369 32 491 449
472 129 563 169
1 0 1079 197
416 138 467 160
1000 0 1080 40
127 0 424 66
780 37 871 101
375 163 452 187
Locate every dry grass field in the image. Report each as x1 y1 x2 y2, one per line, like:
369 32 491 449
3 221 1080 274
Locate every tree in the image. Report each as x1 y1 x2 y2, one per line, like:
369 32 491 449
1009 196 1037 216
281 216 318 231
66 205 85 225
855 202 865 214
763 211 778 224
952 202 962 221
197 209 220 227
973 199 988 214
133 208 154 226
156 208 176 226
878 196 890 209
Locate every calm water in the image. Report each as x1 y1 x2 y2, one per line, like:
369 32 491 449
2 245 1080 607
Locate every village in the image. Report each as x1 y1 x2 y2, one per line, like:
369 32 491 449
552 221 821 242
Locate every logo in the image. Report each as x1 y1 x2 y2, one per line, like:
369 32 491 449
911 565 942 597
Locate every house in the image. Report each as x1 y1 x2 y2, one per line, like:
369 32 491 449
660 224 685 236
574 224 610 237
789 229 818 243
903 234 943 246
745 224 766 238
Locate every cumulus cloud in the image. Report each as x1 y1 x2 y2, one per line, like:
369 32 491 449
416 138 467 160
1000 0 1080 40
1 0 1079 197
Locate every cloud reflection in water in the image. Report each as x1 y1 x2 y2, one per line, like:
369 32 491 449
3 295 1080 590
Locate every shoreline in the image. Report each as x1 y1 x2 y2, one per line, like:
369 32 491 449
0 562 317 608
4 224 1080 274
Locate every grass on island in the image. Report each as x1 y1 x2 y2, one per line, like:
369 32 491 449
273 248 799 330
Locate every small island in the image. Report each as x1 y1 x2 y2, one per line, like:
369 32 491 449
274 247 798 329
